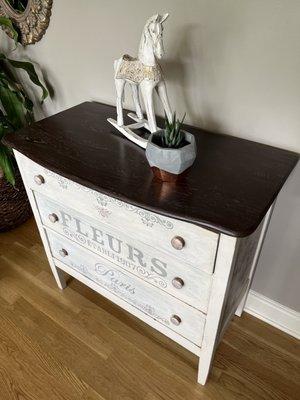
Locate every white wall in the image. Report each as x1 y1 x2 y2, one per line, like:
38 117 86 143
2 0 299 311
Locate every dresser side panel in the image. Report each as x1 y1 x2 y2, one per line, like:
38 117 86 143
218 219 264 336
13 150 67 289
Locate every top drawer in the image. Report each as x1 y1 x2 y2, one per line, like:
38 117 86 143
17 152 219 274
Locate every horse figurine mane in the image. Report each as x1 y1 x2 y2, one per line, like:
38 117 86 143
107 13 172 148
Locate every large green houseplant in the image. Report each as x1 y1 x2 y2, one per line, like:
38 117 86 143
0 16 48 231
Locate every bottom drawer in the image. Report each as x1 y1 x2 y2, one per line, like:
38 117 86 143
46 229 206 346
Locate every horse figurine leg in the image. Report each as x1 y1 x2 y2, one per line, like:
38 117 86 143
140 80 158 133
131 84 143 120
156 80 172 122
115 78 125 126
113 59 126 126
108 65 149 148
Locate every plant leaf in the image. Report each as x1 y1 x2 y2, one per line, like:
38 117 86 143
180 112 186 124
0 111 13 140
0 81 27 129
164 112 169 130
0 144 15 185
0 60 35 115
0 16 18 45
163 111 187 148
6 58 48 101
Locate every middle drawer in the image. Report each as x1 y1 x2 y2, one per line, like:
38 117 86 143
35 192 212 312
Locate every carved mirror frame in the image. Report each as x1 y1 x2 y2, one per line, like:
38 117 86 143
0 0 53 45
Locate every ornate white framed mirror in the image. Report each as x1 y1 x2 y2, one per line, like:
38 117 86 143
0 0 53 45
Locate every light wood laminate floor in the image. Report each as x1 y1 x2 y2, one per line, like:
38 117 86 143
0 218 299 400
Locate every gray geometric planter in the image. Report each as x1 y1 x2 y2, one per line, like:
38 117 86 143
145 130 197 182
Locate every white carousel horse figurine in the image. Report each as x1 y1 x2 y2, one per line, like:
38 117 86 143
107 13 172 148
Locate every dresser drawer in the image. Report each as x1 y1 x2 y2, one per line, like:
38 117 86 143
36 192 212 312
18 153 218 274
46 229 206 345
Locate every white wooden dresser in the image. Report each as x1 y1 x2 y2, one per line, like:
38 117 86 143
5 102 298 385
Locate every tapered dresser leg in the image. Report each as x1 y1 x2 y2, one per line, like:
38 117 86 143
198 235 237 384
197 355 211 385
49 262 67 290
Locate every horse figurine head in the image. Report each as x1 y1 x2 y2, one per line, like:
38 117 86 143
139 13 169 62
108 13 172 148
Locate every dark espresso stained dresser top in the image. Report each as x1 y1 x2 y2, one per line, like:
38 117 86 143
4 102 298 237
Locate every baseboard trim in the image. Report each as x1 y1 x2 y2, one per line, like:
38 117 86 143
244 290 300 339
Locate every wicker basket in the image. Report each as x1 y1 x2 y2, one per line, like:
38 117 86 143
0 167 32 232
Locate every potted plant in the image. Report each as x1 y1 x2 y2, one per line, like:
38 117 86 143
145 112 197 182
0 16 48 232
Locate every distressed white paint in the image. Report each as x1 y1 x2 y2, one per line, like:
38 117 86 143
235 204 275 317
198 234 237 385
15 150 274 385
53 255 201 356
46 228 206 345
18 153 219 274
35 192 212 312
14 151 67 289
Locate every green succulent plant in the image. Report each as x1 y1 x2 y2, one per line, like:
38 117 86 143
0 16 48 185
162 112 186 149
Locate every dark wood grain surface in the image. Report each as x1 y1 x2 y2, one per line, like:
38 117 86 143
4 102 298 237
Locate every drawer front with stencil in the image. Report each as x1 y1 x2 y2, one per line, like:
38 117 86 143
18 153 219 274
46 229 206 345
35 192 212 312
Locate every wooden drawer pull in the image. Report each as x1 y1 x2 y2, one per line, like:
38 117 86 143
172 277 184 289
34 174 45 185
59 248 68 257
48 213 59 223
170 315 182 326
171 236 185 250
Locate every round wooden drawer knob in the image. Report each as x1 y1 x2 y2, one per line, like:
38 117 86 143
34 174 45 185
171 236 185 250
172 277 184 289
170 315 182 326
48 213 59 223
59 248 68 257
